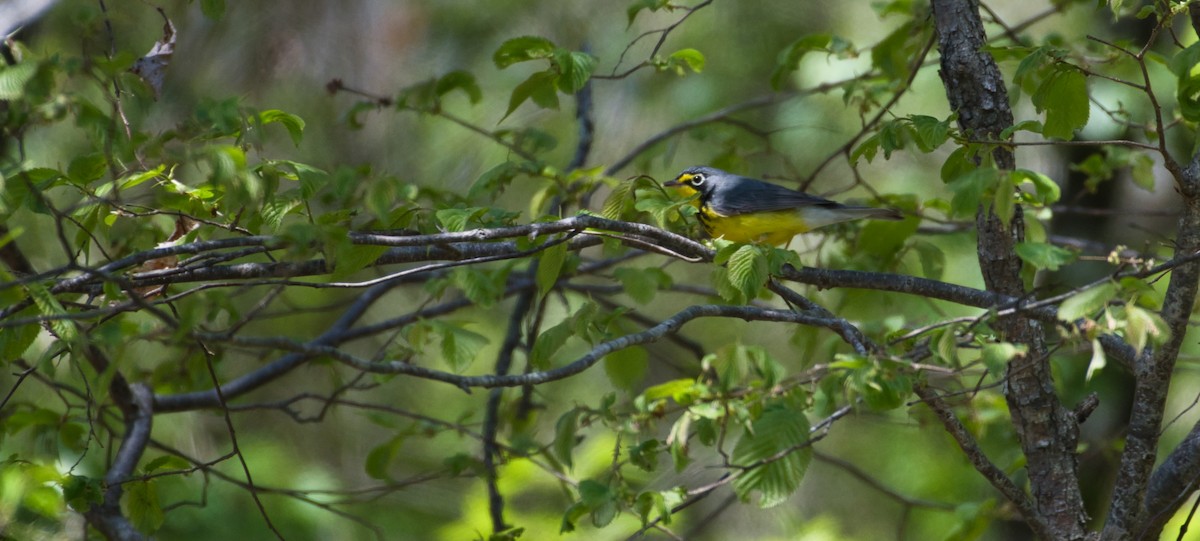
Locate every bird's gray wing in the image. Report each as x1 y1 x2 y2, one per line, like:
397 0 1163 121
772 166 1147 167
707 176 841 216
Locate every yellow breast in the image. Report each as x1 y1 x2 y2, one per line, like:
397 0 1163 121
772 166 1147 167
699 205 811 246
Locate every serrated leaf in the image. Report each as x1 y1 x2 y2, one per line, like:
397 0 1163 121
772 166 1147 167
554 409 581 469
731 403 811 508
67 153 107 186
503 70 559 121
935 327 958 365
553 49 596 93
1015 242 1076 271
122 481 164 534
438 323 489 372
910 115 950 151
0 61 37 100
493 36 556 68
27 282 76 342
450 267 508 308
0 322 39 360
530 319 573 369
536 240 568 298
259 109 305 147
1033 67 1089 140
726 245 768 302
601 180 635 220
1058 282 1119 322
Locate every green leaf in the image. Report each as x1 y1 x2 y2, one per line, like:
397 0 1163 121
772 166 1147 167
604 345 648 390
1012 168 1061 205
1058 282 1119 322
331 244 387 280
911 240 946 280
642 378 695 403
450 267 498 308
27 282 76 343
435 70 483 104
771 34 833 90
1086 338 1106 381
1032 66 1089 139
0 321 39 360
577 480 616 527
122 481 164 534
365 435 405 480
601 180 636 220
62 475 103 511
613 267 671 304
1015 242 1076 271
627 0 669 25
554 409 581 469
668 48 705 73
67 153 107 186
0 61 37 100
536 240 568 298
980 342 1027 374
910 115 951 151
1131 153 1156 192
1123 305 1170 353
946 166 1000 218
634 491 669 526
530 319 573 369
726 245 768 301
437 323 489 372
732 403 811 508
493 36 557 68
259 109 306 147
553 49 596 93
435 207 482 232
1169 42 1200 77
503 70 559 120
857 205 918 259
994 174 1017 226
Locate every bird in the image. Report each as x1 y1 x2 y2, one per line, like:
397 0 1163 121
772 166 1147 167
663 166 903 246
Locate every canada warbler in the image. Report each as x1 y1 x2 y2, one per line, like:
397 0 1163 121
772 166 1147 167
664 166 903 246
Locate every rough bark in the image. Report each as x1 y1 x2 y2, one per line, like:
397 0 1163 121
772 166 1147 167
930 1 1088 538
1103 159 1200 540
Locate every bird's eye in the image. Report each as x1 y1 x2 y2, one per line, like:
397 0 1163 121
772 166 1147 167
689 173 706 186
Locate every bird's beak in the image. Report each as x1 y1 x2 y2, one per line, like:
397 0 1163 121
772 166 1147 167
664 174 692 187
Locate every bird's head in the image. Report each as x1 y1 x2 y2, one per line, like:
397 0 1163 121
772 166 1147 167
664 166 727 197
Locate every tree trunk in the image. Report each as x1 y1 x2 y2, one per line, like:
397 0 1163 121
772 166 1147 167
930 1 1089 538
